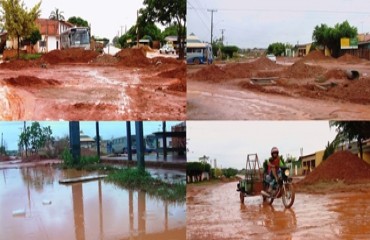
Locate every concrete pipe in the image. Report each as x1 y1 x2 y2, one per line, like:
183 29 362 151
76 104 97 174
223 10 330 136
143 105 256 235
346 70 360 80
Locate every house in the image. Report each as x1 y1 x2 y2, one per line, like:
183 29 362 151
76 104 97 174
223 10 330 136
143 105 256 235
80 131 95 149
295 43 311 57
6 18 74 53
338 138 370 164
298 150 325 175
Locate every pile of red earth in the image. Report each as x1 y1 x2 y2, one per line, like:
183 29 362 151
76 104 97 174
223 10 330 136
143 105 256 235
41 48 99 64
327 78 370 104
0 59 41 69
2 75 61 87
158 64 186 80
115 48 150 67
152 57 182 65
338 53 363 63
283 61 326 78
91 54 119 65
300 151 370 184
323 69 348 80
302 50 332 61
189 64 230 82
249 57 280 70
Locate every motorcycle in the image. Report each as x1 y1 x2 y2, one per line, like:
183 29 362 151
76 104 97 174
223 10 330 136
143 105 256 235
261 166 295 208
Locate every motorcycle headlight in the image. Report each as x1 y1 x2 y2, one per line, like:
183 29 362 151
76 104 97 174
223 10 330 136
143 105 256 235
284 169 290 176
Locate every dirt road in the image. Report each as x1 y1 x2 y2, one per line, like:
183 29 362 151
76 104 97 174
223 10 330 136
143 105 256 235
187 80 370 120
187 181 370 240
0 64 185 120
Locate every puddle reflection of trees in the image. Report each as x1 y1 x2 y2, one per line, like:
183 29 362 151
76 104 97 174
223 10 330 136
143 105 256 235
20 166 55 192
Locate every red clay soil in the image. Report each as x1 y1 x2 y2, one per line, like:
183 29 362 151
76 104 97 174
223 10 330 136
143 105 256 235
2 75 61 87
327 78 370 104
323 69 348 80
152 57 182 65
189 64 231 82
91 54 119 65
41 49 99 64
302 50 332 61
115 48 151 67
0 59 42 69
249 57 280 70
283 61 326 78
338 53 363 63
158 63 186 80
300 151 370 184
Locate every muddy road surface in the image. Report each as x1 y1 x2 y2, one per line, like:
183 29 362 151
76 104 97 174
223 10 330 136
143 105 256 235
187 181 370 240
187 80 370 120
0 64 185 120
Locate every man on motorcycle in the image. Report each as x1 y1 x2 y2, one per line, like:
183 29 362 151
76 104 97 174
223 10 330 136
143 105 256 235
261 147 283 197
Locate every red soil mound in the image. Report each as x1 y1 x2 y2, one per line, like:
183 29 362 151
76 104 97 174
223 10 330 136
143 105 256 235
328 78 370 104
0 59 41 69
300 151 370 184
338 53 363 63
2 75 61 87
91 54 119 65
41 49 99 64
190 64 232 82
152 57 182 65
250 57 279 70
324 69 347 80
158 64 186 80
303 50 331 61
284 61 326 78
115 48 150 67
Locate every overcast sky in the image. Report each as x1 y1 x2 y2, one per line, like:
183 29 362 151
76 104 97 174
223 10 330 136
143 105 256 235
188 0 370 48
187 121 338 169
23 0 145 40
0 121 182 150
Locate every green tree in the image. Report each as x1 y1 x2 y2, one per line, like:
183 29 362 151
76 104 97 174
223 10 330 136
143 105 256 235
330 121 370 159
267 42 286 56
67 16 89 27
49 8 64 21
313 21 357 57
19 122 53 157
222 168 238 178
161 24 178 39
0 0 41 58
24 28 41 52
221 45 239 58
141 0 186 59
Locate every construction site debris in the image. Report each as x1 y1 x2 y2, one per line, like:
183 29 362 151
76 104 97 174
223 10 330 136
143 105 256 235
300 151 370 184
283 61 326 78
302 50 332 61
91 54 119 65
338 53 363 63
2 76 61 87
115 48 150 67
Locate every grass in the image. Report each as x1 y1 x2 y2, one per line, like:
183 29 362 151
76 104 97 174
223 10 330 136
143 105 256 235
20 53 42 60
106 167 186 203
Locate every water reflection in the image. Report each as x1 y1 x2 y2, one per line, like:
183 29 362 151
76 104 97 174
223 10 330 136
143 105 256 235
0 167 186 240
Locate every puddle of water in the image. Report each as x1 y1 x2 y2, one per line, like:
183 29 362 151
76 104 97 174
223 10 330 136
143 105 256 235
0 167 185 240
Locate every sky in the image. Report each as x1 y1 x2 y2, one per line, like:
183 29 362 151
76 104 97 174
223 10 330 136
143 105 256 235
187 121 338 169
188 0 370 48
23 0 145 41
0 121 182 150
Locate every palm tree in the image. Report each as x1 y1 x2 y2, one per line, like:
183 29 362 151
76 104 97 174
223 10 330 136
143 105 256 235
49 8 65 21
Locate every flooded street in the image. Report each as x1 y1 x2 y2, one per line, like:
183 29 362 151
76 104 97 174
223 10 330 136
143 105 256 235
0 167 186 240
0 65 185 120
187 182 370 240
187 80 370 120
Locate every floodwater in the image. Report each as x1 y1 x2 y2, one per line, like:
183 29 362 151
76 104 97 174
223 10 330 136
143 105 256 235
187 79 370 120
0 167 186 240
187 182 370 240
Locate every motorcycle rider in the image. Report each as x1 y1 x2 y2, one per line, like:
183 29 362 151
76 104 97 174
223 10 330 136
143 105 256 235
261 147 283 197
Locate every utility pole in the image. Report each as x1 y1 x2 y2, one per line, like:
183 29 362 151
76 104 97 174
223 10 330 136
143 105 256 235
207 9 217 45
136 10 140 47
220 29 226 45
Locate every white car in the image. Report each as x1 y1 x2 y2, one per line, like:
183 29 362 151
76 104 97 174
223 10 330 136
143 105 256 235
159 45 175 54
267 54 277 63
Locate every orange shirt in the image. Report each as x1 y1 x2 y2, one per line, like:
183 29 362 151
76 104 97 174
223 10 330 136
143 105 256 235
268 157 280 172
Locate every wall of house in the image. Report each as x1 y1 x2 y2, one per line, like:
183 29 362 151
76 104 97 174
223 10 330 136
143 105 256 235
315 150 325 167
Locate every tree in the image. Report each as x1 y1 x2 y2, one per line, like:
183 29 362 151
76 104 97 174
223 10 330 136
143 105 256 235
313 21 357 57
49 8 64 21
24 28 41 52
19 122 53 157
0 0 41 58
221 45 239 58
330 121 370 159
67 16 89 27
141 0 186 59
161 24 178 39
267 42 286 56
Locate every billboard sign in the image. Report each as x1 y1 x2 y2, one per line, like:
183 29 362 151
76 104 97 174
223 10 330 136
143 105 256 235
341 37 358 49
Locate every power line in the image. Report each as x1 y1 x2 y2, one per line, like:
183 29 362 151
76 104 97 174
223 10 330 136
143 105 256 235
187 0 211 34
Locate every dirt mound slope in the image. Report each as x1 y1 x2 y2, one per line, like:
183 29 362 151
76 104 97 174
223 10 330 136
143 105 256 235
158 64 186 80
0 59 41 69
303 50 331 61
189 65 231 82
324 69 348 80
250 57 279 70
283 61 326 78
300 151 370 184
328 78 370 104
41 49 99 64
91 54 119 65
115 48 150 67
152 57 182 65
2 75 61 87
338 53 363 63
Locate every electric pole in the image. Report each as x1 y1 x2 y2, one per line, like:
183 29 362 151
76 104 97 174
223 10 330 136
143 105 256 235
207 9 217 45
221 29 226 45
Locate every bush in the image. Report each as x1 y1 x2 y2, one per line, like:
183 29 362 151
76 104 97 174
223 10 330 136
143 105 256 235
61 148 73 167
222 168 238 178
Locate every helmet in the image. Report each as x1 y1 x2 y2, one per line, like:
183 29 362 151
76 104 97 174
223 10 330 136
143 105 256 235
271 147 279 155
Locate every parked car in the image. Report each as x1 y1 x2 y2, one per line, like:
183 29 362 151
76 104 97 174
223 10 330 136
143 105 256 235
159 44 175 54
267 54 277 63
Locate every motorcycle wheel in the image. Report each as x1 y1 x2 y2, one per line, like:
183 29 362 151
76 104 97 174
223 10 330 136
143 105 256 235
240 191 245 204
282 183 295 208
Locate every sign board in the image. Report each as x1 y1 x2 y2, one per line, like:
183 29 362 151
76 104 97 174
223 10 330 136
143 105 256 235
341 37 358 49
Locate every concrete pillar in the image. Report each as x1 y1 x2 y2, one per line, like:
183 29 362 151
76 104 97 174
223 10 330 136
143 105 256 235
69 121 80 164
96 121 100 161
162 121 167 160
126 121 132 161
135 121 145 169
